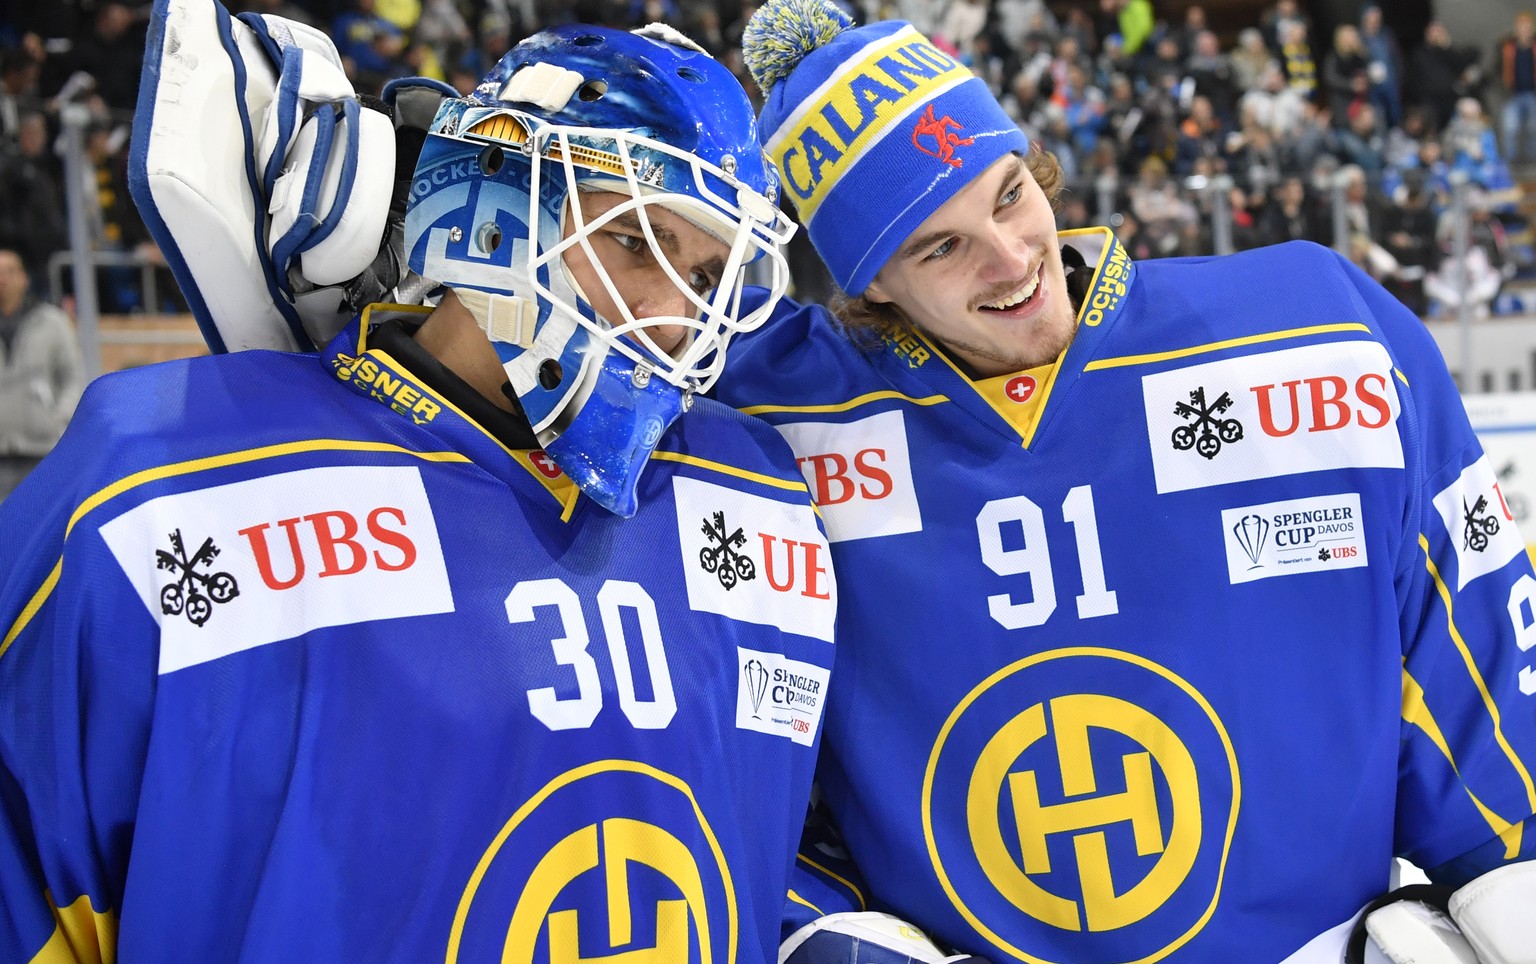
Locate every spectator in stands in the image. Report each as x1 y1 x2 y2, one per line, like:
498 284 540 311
1174 92 1226 175
1128 154 1196 255
0 248 84 500
1241 60 1307 144
408 0 466 56
1098 71 1142 169
1358 4 1402 128
1227 183 1265 250
1322 24 1370 126
1445 95 1516 196
374 0 422 33
1093 31 1132 90
1223 113 1281 195
1034 105 1079 180
1099 0 1152 58
1286 98 1339 178
58 3 146 114
1111 209 1159 261
1347 229 1400 287
993 0 1057 70
1231 27 1275 93
0 47 42 140
1046 33 1089 100
332 0 406 91
1378 170 1440 315
1056 6 1099 62
1141 34 1187 100
1261 0 1310 55
1337 100 1386 177
1057 61 1106 157
1185 28 1237 123
1174 5 1207 60
1426 189 1508 319
0 111 67 296
1410 18 1484 132
1500 11 1536 167
1385 105 1434 172
1278 18 1317 100
936 0 987 64
1259 174 1326 246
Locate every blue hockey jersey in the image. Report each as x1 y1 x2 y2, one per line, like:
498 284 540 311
0 306 836 963
716 232 1536 962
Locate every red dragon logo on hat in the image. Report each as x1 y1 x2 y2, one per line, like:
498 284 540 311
911 104 974 167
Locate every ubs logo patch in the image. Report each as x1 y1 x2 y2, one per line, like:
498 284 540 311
1432 455 1526 589
448 762 736 962
100 465 453 673
774 410 923 543
924 649 1238 963
1142 342 1402 493
672 477 835 642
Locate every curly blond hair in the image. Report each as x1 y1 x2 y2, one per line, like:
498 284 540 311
829 148 1065 346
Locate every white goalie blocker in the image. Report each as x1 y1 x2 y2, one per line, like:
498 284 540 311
1355 863 1536 964
129 0 396 352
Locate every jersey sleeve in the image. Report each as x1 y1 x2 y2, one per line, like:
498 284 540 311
781 789 871 944
0 390 156 963
1337 253 1536 876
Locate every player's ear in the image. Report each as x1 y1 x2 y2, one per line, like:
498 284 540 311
863 277 893 305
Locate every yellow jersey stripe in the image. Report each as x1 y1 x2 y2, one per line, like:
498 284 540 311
738 390 948 417
1419 533 1536 812
1084 323 1374 371
1403 667 1525 857
649 450 810 494
794 853 868 911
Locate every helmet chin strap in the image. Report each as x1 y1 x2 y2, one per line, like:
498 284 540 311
452 287 538 350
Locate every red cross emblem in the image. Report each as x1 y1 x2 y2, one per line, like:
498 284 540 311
1005 375 1037 404
530 450 564 479
911 104 975 168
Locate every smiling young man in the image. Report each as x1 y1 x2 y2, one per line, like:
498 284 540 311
716 1 1536 962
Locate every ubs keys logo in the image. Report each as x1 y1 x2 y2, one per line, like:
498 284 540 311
925 649 1238 964
155 529 239 626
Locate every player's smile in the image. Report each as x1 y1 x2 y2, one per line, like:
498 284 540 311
865 153 1075 377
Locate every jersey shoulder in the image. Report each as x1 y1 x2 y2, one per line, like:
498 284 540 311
15 351 335 512
1125 240 1431 354
662 394 814 499
716 289 887 411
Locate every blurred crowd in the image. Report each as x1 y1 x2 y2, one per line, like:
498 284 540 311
0 0 1534 318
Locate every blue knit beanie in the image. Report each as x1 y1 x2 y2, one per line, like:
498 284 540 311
744 0 1030 295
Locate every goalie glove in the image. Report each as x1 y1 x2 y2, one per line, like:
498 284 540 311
129 0 451 352
780 912 992 964
1345 863 1536 964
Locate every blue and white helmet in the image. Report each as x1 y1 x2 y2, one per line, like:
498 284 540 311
404 23 795 516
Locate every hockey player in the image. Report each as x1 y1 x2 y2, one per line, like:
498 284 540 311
0 2 834 962
715 0 1536 962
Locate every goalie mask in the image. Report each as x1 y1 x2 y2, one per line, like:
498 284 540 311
403 23 795 517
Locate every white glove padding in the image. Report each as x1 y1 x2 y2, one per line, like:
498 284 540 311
1351 863 1536 964
129 0 403 351
1448 861 1536 964
780 912 991 964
